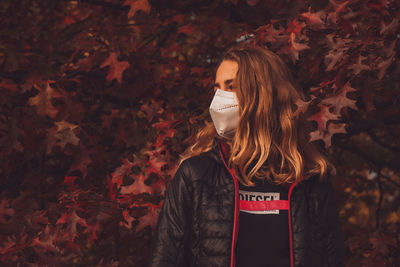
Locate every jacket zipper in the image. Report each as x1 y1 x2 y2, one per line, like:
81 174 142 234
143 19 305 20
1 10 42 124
218 142 239 267
219 141 301 267
288 179 297 267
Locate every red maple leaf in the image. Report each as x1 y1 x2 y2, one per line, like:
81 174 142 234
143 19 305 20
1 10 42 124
279 32 310 64
32 224 60 253
307 103 340 132
144 146 168 177
135 207 158 232
62 175 78 189
309 122 347 148
123 0 151 19
140 99 165 122
56 210 88 242
324 33 352 71
321 81 358 115
0 232 28 255
348 54 370 75
120 173 153 195
100 52 130 84
111 157 141 188
153 127 177 147
28 80 62 119
120 209 135 229
286 19 306 35
256 23 286 44
300 7 327 29
327 0 349 24
293 96 315 117
135 203 161 233
46 120 80 152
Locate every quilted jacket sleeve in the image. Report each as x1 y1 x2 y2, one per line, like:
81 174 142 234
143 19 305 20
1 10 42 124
148 160 193 267
320 178 346 267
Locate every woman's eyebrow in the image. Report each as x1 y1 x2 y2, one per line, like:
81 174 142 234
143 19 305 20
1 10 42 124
213 79 234 87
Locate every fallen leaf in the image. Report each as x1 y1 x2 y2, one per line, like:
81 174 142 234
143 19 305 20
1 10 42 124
123 0 151 19
100 52 130 84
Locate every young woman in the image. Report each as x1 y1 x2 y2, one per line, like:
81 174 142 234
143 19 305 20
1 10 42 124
149 45 346 267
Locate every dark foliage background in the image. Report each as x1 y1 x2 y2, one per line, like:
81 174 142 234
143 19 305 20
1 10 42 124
0 0 399 266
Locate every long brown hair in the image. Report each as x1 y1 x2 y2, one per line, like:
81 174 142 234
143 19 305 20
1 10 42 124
178 44 335 186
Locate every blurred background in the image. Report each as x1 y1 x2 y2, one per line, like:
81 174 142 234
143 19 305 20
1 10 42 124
0 0 399 266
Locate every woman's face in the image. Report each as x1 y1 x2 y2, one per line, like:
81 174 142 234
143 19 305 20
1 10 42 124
213 60 238 93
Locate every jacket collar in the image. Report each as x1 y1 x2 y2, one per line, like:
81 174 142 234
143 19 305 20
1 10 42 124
206 136 227 165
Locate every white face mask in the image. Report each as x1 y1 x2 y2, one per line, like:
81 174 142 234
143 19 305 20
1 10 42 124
209 88 240 139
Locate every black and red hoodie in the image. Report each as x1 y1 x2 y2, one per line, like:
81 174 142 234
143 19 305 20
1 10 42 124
235 171 291 267
149 137 346 267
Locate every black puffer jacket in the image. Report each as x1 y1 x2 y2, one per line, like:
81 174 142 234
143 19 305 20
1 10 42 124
149 138 346 267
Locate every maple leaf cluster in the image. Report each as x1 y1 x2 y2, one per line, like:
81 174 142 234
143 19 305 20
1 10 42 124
0 0 399 266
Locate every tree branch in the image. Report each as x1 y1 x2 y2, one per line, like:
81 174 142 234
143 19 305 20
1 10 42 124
367 129 400 153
